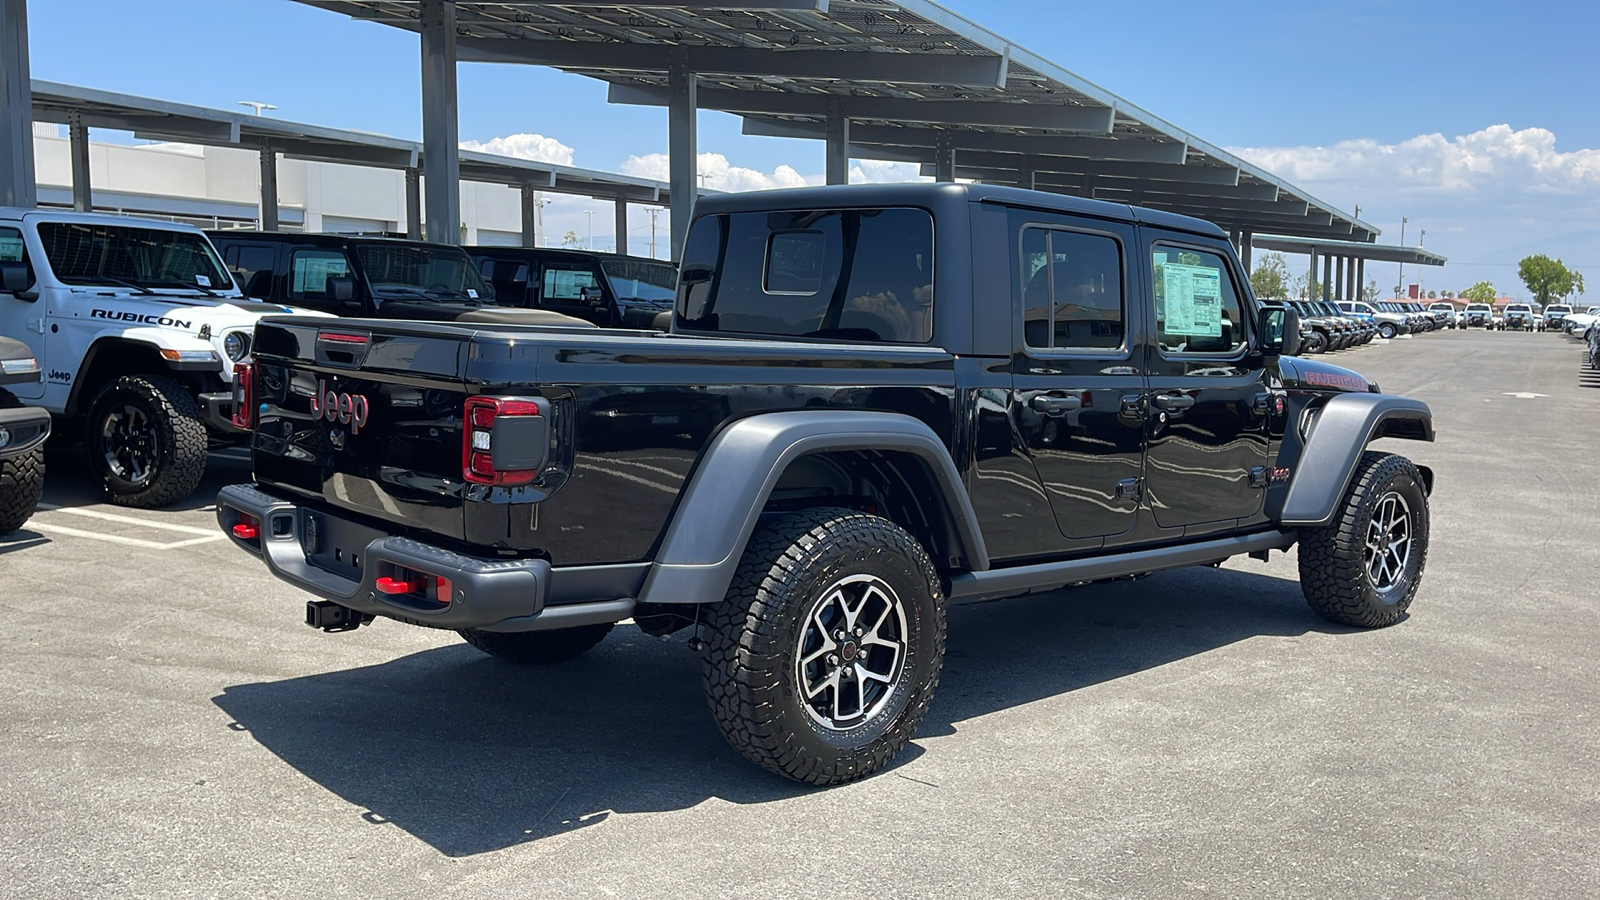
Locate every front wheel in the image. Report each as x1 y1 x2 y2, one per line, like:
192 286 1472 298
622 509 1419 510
85 375 208 509
0 390 45 534
1302 331 1329 354
1378 323 1397 340
702 507 945 785
1298 452 1430 628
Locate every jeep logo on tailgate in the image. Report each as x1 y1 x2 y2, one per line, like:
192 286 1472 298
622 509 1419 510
311 379 370 434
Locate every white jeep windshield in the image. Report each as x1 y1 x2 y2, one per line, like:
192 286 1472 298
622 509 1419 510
37 221 234 292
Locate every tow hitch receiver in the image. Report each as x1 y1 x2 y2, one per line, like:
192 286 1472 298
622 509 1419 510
306 600 373 633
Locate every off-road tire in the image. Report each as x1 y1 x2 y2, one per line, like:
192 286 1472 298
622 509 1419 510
702 507 945 785
458 623 614 664
1378 323 1398 340
1303 331 1329 354
1298 451 1429 628
86 375 208 509
0 389 45 534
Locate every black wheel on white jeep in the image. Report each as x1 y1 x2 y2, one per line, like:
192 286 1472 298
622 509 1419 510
1298 452 1429 628
702 507 945 785
86 375 208 509
0 389 45 534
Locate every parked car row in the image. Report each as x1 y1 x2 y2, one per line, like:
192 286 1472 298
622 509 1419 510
0 207 675 515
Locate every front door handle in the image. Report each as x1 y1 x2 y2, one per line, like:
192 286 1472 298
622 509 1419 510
1152 394 1195 411
1030 393 1082 414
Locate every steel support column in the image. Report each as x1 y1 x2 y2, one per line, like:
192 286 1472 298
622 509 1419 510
520 183 539 248
668 51 697 260
1240 231 1253 274
67 111 91 212
420 0 461 244
405 167 422 240
1334 255 1345 302
933 132 955 183
615 200 629 255
1356 258 1366 302
1346 257 1357 303
258 143 279 232
824 100 850 186
1018 166 1037 192
0 0 36 208
1307 248 1318 302
1322 254 1333 303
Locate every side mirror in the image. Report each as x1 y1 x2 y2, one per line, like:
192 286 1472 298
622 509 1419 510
327 276 356 303
581 285 605 307
1 261 34 297
679 265 713 285
1259 305 1300 357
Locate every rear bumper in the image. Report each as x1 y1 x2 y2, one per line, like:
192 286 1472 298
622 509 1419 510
0 404 50 459
200 392 246 435
216 483 644 632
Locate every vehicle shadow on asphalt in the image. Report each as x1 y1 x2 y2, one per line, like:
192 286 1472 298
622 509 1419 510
213 564 1340 858
38 445 252 514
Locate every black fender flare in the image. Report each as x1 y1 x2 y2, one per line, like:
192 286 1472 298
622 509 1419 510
636 411 988 606
1276 393 1434 527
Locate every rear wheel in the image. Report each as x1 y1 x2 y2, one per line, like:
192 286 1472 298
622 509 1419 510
85 375 207 509
0 389 45 534
1298 452 1429 628
702 507 945 785
458 623 614 664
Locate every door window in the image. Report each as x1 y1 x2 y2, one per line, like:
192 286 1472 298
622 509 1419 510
288 248 352 309
542 265 601 303
1152 246 1246 355
1020 227 1124 350
224 243 277 297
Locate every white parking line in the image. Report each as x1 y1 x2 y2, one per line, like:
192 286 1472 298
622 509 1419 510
35 504 220 537
26 521 224 550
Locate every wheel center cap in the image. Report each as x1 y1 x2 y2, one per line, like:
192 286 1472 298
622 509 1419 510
840 641 858 662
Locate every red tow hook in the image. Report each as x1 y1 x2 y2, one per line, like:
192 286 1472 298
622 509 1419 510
376 575 424 595
231 514 260 541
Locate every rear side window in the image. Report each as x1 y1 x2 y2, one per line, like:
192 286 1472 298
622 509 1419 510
289 248 350 303
542 264 601 304
1020 226 1123 350
677 207 933 344
223 243 277 295
1152 245 1246 355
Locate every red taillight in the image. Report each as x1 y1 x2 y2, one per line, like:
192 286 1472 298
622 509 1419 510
462 396 543 486
231 362 255 430
231 513 259 541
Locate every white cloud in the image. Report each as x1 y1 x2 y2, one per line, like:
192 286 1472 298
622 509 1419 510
621 152 816 192
460 133 575 166
850 159 932 185
1229 125 1600 198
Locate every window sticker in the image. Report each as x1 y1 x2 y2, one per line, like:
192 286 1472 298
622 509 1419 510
293 256 349 293
466 288 478 299
0 235 23 262
196 274 212 288
1162 262 1223 337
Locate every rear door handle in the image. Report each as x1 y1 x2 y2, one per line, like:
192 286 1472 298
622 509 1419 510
1030 393 1082 414
1152 394 1195 411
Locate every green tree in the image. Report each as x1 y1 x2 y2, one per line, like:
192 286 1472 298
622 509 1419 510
1570 272 1585 302
1427 290 1437 299
1291 271 1323 301
1518 254 1575 305
1363 280 1380 302
1460 281 1497 304
561 229 580 249
1250 252 1290 299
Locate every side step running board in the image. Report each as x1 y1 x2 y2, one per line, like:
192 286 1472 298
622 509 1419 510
946 530 1297 605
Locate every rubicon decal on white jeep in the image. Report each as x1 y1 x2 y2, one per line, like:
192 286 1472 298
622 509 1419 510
90 309 195 329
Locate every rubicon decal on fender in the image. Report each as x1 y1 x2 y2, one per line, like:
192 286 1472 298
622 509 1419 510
311 379 370 434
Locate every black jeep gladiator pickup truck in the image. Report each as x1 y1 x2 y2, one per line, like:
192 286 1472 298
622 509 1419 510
218 184 1435 785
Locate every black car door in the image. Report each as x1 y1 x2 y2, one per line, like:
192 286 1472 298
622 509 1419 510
1006 208 1149 548
1139 231 1272 535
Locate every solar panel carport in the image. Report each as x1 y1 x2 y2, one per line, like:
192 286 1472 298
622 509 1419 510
279 0 1379 258
1249 235 1447 305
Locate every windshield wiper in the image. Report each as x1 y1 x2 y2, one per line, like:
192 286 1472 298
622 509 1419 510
95 276 156 295
142 279 220 298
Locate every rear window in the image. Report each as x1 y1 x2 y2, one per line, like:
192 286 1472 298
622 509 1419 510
676 207 933 344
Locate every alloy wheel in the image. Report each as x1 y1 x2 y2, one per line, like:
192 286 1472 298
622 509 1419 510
793 573 909 731
101 403 158 487
1364 491 1412 593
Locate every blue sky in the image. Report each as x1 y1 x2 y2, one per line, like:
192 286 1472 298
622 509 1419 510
26 0 1600 298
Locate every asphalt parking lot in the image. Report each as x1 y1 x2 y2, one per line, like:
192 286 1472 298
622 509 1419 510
3 328 1597 899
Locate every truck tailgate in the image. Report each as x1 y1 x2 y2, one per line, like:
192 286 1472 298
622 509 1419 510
250 318 484 541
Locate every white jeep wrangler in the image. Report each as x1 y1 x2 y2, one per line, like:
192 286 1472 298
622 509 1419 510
0 209 328 508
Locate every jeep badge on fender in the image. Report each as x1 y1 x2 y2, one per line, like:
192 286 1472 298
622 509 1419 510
310 379 370 434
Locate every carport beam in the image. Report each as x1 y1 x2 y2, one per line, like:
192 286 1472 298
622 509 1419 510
615 199 628 255
824 101 850 185
0 0 36 208
668 53 698 261
420 0 461 245
1240 230 1253 274
67 111 91 212
405 167 421 240
1322 254 1333 302
258 143 279 232
934 132 955 183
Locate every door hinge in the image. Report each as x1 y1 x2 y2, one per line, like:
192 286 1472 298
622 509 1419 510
28 316 46 334
1115 477 1143 502
1248 466 1269 488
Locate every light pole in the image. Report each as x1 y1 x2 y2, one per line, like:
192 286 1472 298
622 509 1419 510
647 207 663 260
1397 216 1408 298
584 209 594 250
237 101 276 116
